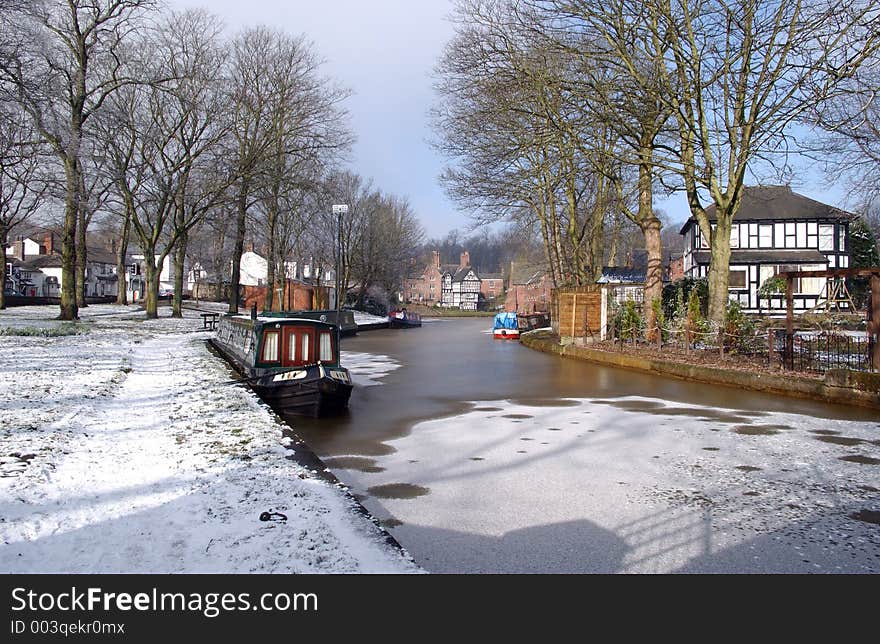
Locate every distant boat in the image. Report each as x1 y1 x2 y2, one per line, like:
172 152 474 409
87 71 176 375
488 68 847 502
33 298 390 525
492 311 520 340
389 308 422 328
210 313 353 417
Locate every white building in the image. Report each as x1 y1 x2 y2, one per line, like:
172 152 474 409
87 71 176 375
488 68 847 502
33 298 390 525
680 186 852 313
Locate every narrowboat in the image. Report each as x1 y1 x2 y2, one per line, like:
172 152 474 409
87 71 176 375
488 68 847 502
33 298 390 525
210 313 353 417
492 311 520 340
388 308 422 328
518 312 551 333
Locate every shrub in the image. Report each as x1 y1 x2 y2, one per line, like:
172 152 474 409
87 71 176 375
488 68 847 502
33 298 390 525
662 277 708 320
758 275 786 298
684 288 709 343
0 323 89 337
614 299 642 343
723 301 757 353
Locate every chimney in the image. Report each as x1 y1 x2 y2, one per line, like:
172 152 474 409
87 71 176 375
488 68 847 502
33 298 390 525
459 250 469 269
432 250 440 269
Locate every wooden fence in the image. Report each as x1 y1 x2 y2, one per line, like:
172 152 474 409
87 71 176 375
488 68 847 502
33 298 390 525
551 286 606 342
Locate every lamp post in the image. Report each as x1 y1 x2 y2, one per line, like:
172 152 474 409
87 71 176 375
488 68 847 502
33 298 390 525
331 204 348 318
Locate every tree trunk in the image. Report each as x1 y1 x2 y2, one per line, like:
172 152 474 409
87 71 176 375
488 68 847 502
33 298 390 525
75 206 88 308
608 212 622 268
706 214 732 327
635 154 663 342
59 159 80 320
265 200 278 312
143 256 160 319
228 179 248 314
115 204 131 305
172 229 187 318
0 227 8 310
643 217 663 342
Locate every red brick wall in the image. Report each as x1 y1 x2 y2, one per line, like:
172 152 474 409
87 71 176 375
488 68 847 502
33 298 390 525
242 281 320 311
504 277 552 313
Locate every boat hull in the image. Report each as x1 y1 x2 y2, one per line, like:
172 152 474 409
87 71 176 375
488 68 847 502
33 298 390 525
251 369 353 418
208 337 352 417
493 328 520 340
389 318 421 328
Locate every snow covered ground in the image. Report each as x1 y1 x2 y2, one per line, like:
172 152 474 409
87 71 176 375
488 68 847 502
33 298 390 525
0 304 419 573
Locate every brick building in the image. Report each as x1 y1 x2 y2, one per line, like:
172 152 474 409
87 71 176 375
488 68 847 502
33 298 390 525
504 263 553 314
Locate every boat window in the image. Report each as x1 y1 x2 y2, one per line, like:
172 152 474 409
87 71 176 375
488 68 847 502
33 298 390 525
319 331 333 361
282 327 315 366
262 330 280 362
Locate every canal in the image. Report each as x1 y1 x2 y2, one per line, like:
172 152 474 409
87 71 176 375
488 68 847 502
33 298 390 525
293 317 880 573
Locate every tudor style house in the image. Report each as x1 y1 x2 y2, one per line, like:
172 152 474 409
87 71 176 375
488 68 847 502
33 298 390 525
404 250 486 310
680 186 852 313
440 251 482 310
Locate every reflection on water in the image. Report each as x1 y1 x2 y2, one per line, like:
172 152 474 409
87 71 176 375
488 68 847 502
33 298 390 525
290 317 877 460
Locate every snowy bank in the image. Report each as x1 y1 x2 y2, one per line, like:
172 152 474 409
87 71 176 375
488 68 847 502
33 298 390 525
0 304 419 573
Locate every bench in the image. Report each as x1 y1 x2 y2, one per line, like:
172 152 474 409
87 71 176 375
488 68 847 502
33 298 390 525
200 312 220 331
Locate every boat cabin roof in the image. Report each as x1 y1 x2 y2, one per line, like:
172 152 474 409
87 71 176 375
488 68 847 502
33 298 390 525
230 315 339 331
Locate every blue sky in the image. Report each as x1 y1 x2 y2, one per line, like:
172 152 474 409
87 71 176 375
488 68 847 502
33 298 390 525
166 0 855 241
167 0 464 239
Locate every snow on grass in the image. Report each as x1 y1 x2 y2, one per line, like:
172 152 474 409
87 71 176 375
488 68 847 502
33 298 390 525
0 304 418 573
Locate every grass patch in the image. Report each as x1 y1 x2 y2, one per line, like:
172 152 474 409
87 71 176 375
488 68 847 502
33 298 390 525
0 323 90 337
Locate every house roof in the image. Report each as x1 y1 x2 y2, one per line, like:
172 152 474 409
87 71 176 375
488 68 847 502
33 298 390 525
9 258 41 271
441 265 480 282
597 267 646 283
679 185 854 234
453 266 478 281
27 254 62 269
481 272 503 280
692 249 829 265
510 264 547 285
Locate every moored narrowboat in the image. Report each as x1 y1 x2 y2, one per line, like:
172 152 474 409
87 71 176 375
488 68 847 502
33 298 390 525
210 313 353 417
388 308 421 328
492 311 520 340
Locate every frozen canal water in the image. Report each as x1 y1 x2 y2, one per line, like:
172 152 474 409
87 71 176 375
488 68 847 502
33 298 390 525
293 318 880 573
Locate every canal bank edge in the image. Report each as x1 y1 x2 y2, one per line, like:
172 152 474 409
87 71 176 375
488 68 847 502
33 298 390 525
520 330 880 410
205 340 417 565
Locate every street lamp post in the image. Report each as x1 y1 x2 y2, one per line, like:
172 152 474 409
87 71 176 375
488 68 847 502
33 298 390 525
331 204 348 319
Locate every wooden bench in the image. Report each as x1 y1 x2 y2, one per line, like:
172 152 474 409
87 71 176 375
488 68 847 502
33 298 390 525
200 312 220 331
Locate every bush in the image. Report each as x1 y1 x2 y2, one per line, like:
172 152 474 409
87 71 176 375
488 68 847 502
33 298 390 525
723 301 757 353
684 288 709 343
758 275 786 298
614 299 643 343
662 277 708 320
0 323 89 337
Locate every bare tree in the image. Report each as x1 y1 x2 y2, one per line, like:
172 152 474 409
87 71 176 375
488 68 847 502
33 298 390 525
811 53 880 215
572 0 879 325
433 0 625 289
0 0 156 320
0 107 46 308
254 32 352 312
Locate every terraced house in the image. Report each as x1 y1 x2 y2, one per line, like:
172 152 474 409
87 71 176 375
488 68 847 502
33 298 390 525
680 186 853 313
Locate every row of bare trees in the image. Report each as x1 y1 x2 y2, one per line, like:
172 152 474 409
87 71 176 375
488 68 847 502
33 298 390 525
433 0 880 331
0 1 422 318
